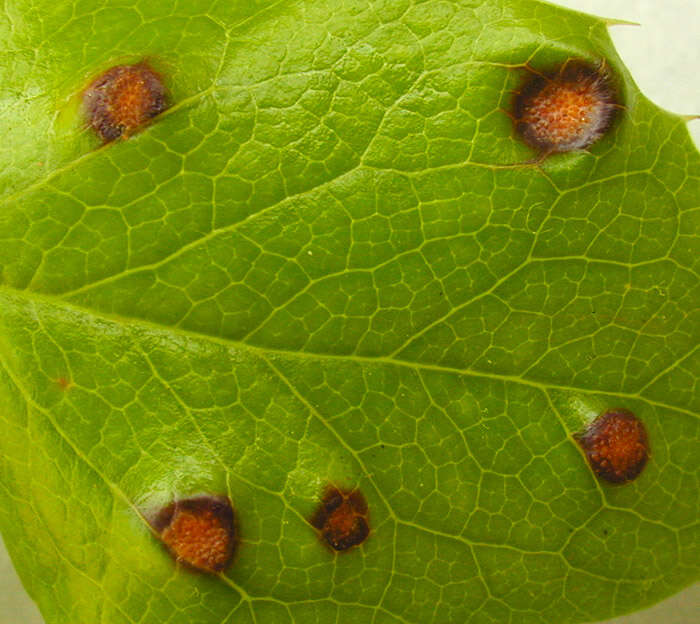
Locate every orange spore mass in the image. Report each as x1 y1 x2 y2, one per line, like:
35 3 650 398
522 82 598 146
513 61 618 153
155 496 236 573
162 509 230 571
576 409 649 484
112 78 154 128
84 64 168 142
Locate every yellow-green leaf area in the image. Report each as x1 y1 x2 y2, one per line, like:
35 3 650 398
0 1 698 623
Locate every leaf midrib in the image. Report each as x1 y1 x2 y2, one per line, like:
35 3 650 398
0 283 695 421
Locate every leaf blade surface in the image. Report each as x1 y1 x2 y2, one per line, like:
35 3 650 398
0 1 698 623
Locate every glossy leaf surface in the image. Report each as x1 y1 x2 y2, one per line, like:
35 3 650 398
0 1 698 623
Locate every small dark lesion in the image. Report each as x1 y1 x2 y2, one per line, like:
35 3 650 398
55 376 72 391
83 62 169 143
309 485 370 552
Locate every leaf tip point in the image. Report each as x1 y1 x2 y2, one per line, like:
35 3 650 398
601 17 641 28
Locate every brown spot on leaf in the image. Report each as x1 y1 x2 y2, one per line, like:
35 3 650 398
575 409 649 484
310 486 370 552
512 60 619 154
153 496 237 573
56 377 72 391
84 63 168 143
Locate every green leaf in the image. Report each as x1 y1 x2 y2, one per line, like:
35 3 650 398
1 0 698 623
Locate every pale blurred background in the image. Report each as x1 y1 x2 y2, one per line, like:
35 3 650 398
1 0 698 622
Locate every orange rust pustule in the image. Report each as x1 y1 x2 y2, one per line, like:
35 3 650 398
310 486 370 552
512 61 619 154
153 496 236 573
575 409 649 484
84 64 168 143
